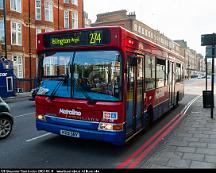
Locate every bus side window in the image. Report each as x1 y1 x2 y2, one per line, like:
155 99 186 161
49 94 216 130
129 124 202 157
181 64 184 81
156 58 166 88
176 63 181 82
145 55 155 90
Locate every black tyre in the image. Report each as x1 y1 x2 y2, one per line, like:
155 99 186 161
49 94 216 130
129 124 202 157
175 92 180 107
0 117 13 139
146 107 153 128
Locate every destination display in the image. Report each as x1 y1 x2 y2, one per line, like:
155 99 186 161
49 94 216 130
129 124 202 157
43 29 111 48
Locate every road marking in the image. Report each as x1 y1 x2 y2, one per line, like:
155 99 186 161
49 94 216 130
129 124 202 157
117 95 201 169
15 112 35 118
26 133 51 142
183 95 201 115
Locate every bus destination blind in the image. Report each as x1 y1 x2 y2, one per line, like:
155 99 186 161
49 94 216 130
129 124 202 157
43 29 111 48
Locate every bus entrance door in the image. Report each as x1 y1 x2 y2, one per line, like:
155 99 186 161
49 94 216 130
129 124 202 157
168 61 175 106
126 55 144 136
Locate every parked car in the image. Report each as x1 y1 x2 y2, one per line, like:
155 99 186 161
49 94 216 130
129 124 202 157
197 75 205 79
29 87 39 101
0 97 13 139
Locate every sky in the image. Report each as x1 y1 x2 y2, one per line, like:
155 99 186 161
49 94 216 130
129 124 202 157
84 0 216 55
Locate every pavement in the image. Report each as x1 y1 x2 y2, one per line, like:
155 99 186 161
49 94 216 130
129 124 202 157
140 96 216 168
2 92 32 103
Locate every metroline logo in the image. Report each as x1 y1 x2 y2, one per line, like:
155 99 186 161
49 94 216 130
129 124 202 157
59 108 81 116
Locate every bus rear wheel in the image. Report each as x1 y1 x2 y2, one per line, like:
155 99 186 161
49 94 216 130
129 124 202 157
175 92 180 107
146 107 153 128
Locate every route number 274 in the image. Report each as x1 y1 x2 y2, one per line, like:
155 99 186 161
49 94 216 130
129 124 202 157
89 32 102 44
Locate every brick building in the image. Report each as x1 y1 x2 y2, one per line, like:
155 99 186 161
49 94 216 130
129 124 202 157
0 0 84 91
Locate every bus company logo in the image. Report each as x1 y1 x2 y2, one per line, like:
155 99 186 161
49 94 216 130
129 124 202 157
0 73 7 77
59 108 81 116
103 112 118 120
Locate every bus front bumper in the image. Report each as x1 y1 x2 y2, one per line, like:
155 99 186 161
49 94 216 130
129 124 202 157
36 120 125 145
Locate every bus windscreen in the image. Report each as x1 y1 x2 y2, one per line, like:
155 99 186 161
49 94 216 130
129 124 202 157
37 50 122 102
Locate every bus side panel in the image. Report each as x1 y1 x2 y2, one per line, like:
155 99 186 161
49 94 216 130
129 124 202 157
153 86 170 120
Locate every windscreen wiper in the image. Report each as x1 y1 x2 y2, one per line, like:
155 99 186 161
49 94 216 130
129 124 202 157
48 75 68 100
74 80 96 104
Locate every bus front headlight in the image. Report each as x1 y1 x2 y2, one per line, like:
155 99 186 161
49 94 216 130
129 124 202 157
37 114 46 121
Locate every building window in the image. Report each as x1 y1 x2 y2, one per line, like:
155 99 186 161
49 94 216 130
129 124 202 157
72 11 78 29
64 0 69 3
133 24 137 32
0 20 4 43
151 32 153 39
11 21 22 45
45 0 53 22
71 0 78 5
0 0 3 9
36 28 42 35
45 28 53 33
35 0 41 20
138 26 141 33
141 28 144 35
145 29 148 36
64 10 69 29
12 55 23 78
36 28 42 48
10 0 22 13
148 31 151 37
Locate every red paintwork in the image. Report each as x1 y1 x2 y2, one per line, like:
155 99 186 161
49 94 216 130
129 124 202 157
36 96 124 124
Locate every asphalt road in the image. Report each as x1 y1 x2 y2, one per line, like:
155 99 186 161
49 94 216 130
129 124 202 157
0 79 204 169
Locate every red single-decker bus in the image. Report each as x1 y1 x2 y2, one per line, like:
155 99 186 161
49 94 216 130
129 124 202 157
35 26 184 145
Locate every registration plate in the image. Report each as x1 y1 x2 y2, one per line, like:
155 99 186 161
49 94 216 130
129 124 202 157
60 130 80 138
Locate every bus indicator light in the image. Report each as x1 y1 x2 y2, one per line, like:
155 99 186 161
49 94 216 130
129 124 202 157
98 122 123 131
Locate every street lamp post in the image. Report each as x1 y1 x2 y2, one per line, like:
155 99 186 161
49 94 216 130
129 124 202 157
211 43 215 119
3 0 7 59
58 0 60 30
205 57 208 90
28 0 32 90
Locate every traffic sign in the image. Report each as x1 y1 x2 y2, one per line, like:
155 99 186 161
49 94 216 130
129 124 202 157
206 45 216 58
201 34 216 46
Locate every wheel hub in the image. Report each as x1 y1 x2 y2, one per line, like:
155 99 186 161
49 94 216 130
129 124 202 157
0 119 12 138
